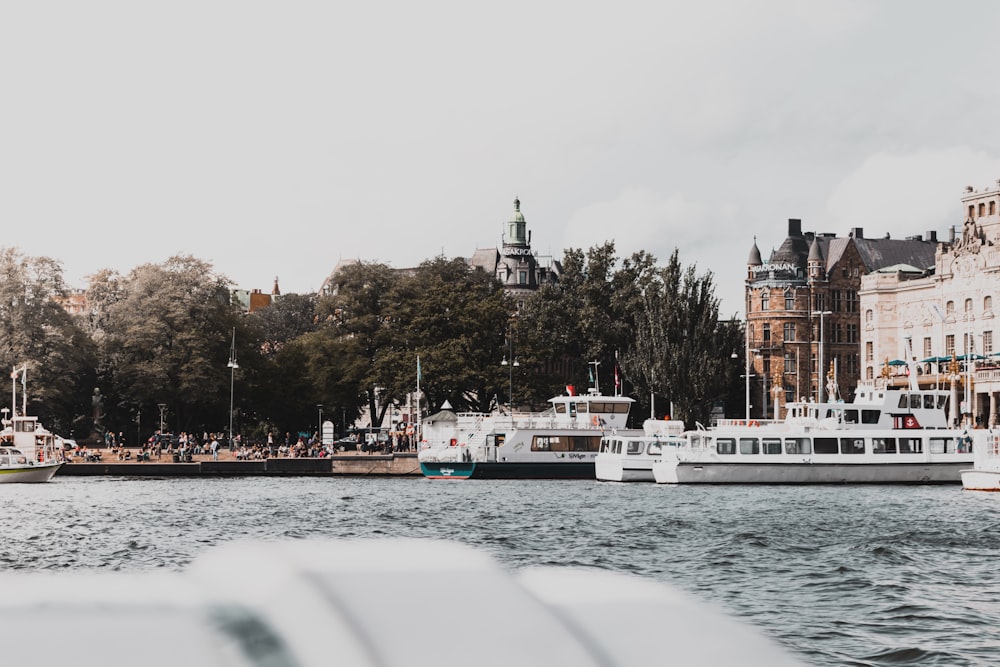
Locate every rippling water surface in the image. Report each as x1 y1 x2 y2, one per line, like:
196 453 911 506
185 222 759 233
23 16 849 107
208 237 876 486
3 477 1000 665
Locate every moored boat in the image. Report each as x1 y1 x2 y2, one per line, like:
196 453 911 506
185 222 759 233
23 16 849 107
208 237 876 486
652 382 974 485
960 431 1000 491
418 388 637 480
0 365 64 483
595 418 686 482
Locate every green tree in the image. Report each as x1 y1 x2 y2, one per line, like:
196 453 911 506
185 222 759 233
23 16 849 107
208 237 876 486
0 248 96 436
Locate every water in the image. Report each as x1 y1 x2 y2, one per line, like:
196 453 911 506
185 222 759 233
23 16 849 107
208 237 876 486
3 477 1000 666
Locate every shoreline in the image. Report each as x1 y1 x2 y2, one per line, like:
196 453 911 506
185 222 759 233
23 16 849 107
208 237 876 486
54 452 421 477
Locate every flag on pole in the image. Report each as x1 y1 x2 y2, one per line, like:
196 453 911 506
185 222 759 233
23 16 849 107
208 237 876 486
614 365 621 392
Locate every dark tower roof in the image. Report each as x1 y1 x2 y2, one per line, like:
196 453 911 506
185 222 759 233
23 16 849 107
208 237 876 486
808 237 823 263
748 237 762 265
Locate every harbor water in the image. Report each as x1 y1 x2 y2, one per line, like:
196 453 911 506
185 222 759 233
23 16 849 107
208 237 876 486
3 477 1000 666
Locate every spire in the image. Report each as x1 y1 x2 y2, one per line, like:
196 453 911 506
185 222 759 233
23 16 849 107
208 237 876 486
506 196 528 246
747 236 762 266
808 237 823 263
272 276 281 296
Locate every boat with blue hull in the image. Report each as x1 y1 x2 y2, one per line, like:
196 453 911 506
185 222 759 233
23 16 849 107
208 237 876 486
418 388 636 480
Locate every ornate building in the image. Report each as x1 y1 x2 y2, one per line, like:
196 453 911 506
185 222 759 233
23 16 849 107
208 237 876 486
746 219 937 419
859 181 1000 426
468 197 561 306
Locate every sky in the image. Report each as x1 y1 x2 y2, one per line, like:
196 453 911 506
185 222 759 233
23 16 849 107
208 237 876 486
3 1 1000 315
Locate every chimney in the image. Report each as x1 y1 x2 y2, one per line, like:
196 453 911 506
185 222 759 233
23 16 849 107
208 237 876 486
788 218 802 237
927 231 937 242
850 227 864 239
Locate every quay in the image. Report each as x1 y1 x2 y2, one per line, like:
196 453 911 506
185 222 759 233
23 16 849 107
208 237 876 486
54 452 421 477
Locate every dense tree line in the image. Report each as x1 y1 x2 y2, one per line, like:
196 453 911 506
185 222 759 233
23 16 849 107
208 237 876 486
0 244 741 444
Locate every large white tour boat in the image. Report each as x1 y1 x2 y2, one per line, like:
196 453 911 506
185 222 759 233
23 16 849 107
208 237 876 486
595 418 686 482
418 387 636 479
652 379 974 485
960 431 1000 491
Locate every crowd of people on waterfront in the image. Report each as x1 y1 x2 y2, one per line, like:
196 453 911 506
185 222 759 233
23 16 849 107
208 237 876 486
65 427 419 462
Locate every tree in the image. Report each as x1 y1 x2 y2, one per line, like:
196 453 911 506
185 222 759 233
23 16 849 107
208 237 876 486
89 255 243 437
0 248 97 436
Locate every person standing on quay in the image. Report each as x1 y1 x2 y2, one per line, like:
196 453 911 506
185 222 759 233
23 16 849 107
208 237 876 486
211 436 220 461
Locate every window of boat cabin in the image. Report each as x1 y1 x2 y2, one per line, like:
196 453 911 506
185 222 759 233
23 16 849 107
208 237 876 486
532 435 601 452
716 438 736 455
861 410 880 424
899 437 922 454
762 438 782 455
922 395 933 409
739 438 759 454
937 395 948 410
814 437 838 454
909 395 922 409
613 440 622 454
588 402 630 414
840 438 865 454
647 441 663 455
872 438 897 454
599 439 610 453
843 410 859 424
626 440 644 455
14 419 35 433
784 438 811 454
929 437 956 454
554 403 567 414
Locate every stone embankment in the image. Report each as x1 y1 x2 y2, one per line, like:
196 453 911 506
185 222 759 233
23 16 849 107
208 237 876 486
55 450 421 477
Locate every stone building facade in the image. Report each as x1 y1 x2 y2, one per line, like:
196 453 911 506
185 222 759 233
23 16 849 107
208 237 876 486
859 181 1000 426
746 219 937 419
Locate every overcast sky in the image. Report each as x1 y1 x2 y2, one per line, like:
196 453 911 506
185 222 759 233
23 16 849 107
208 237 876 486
3 1 1000 315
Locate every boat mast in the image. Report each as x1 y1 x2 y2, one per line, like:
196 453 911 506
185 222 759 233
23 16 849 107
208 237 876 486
588 360 600 394
10 364 25 418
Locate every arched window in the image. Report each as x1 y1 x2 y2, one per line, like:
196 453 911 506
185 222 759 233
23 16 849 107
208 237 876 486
969 205 975 217
979 203 986 217
991 201 997 216
946 301 955 315
986 296 993 312
965 298 973 314
865 309 873 323
761 292 769 311
784 291 794 310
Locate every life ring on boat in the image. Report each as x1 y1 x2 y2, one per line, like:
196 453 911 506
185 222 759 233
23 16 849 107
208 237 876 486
591 415 600 426
748 420 760 427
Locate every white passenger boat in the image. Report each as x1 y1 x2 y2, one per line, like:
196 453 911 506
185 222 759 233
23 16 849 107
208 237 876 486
0 365 64 483
652 380 974 485
595 418 686 482
418 388 637 479
960 431 1000 491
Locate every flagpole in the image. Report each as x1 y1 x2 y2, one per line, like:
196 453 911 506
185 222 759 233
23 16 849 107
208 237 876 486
416 356 422 447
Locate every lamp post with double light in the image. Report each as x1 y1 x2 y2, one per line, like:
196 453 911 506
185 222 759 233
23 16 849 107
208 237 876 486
816 310 833 404
227 328 239 447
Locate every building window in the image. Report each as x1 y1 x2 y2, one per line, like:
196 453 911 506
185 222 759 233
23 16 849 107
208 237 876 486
812 293 825 311
865 309 873 323
979 203 986 217
965 298 973 315
969 205 975 218
783 323 796 341
845 355 858 375
991 201 996 215
865 341 873 362
784 292 794 310
784 353 795 373
846 291 858 313
946 334 955 356
763 323 771 342
833 323 843 343
924 337 932 358
846 324 858 344
964 333 973 355
867 366 874 380
985 296 993 312
762 292 769 310
518 271 528 285
784 388 794 404
831 291 842 312
946 301 955 315
985 331 994 355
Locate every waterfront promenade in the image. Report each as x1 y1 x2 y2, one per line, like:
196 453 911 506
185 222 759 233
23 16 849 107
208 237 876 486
55 449 421 477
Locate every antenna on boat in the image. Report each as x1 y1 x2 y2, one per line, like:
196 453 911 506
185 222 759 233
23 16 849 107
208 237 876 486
10 364 25 418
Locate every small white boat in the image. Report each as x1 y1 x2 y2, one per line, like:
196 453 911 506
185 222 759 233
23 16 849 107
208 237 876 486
960 431 1000 491
0 365 64 483
595 418 686 482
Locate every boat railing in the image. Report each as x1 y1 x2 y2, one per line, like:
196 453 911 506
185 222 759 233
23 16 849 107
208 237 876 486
714 418 782 428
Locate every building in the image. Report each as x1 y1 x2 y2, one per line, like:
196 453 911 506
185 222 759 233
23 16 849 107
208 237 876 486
746 219 937 419
468 197 561 306
233 277 281 313
859 181 1000 426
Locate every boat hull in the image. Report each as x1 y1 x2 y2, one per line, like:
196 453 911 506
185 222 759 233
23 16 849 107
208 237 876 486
595 459 654 482
421 460 595 480
654 461 967 485
961 469 1000 491
0 462 62 483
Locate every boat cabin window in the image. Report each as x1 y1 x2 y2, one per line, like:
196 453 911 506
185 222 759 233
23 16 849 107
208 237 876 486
762 438 782 455
897 395 908 409
532 435 601 452
937 395 949 410
843 410 858 424
872 437 897 454
716 438 736 455
899 437 922 454
923 395 935 409
861 410 881 424
814 437 838 454
784 438 811 454
14 420 35 433
613 441 622 454
840 438 865 454
929 437 956 454
0 455 8 465
626 441 644 455
909 395 921 409
599 440 610 453
554 404 567 414
588 402 630 414
739 438 759 455
647 442 663 455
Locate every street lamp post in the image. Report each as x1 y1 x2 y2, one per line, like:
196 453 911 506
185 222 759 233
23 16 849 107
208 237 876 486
501 341 519 412
157 403 166 435
227 328 239 447
817 310 833 404
317 404 323 444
